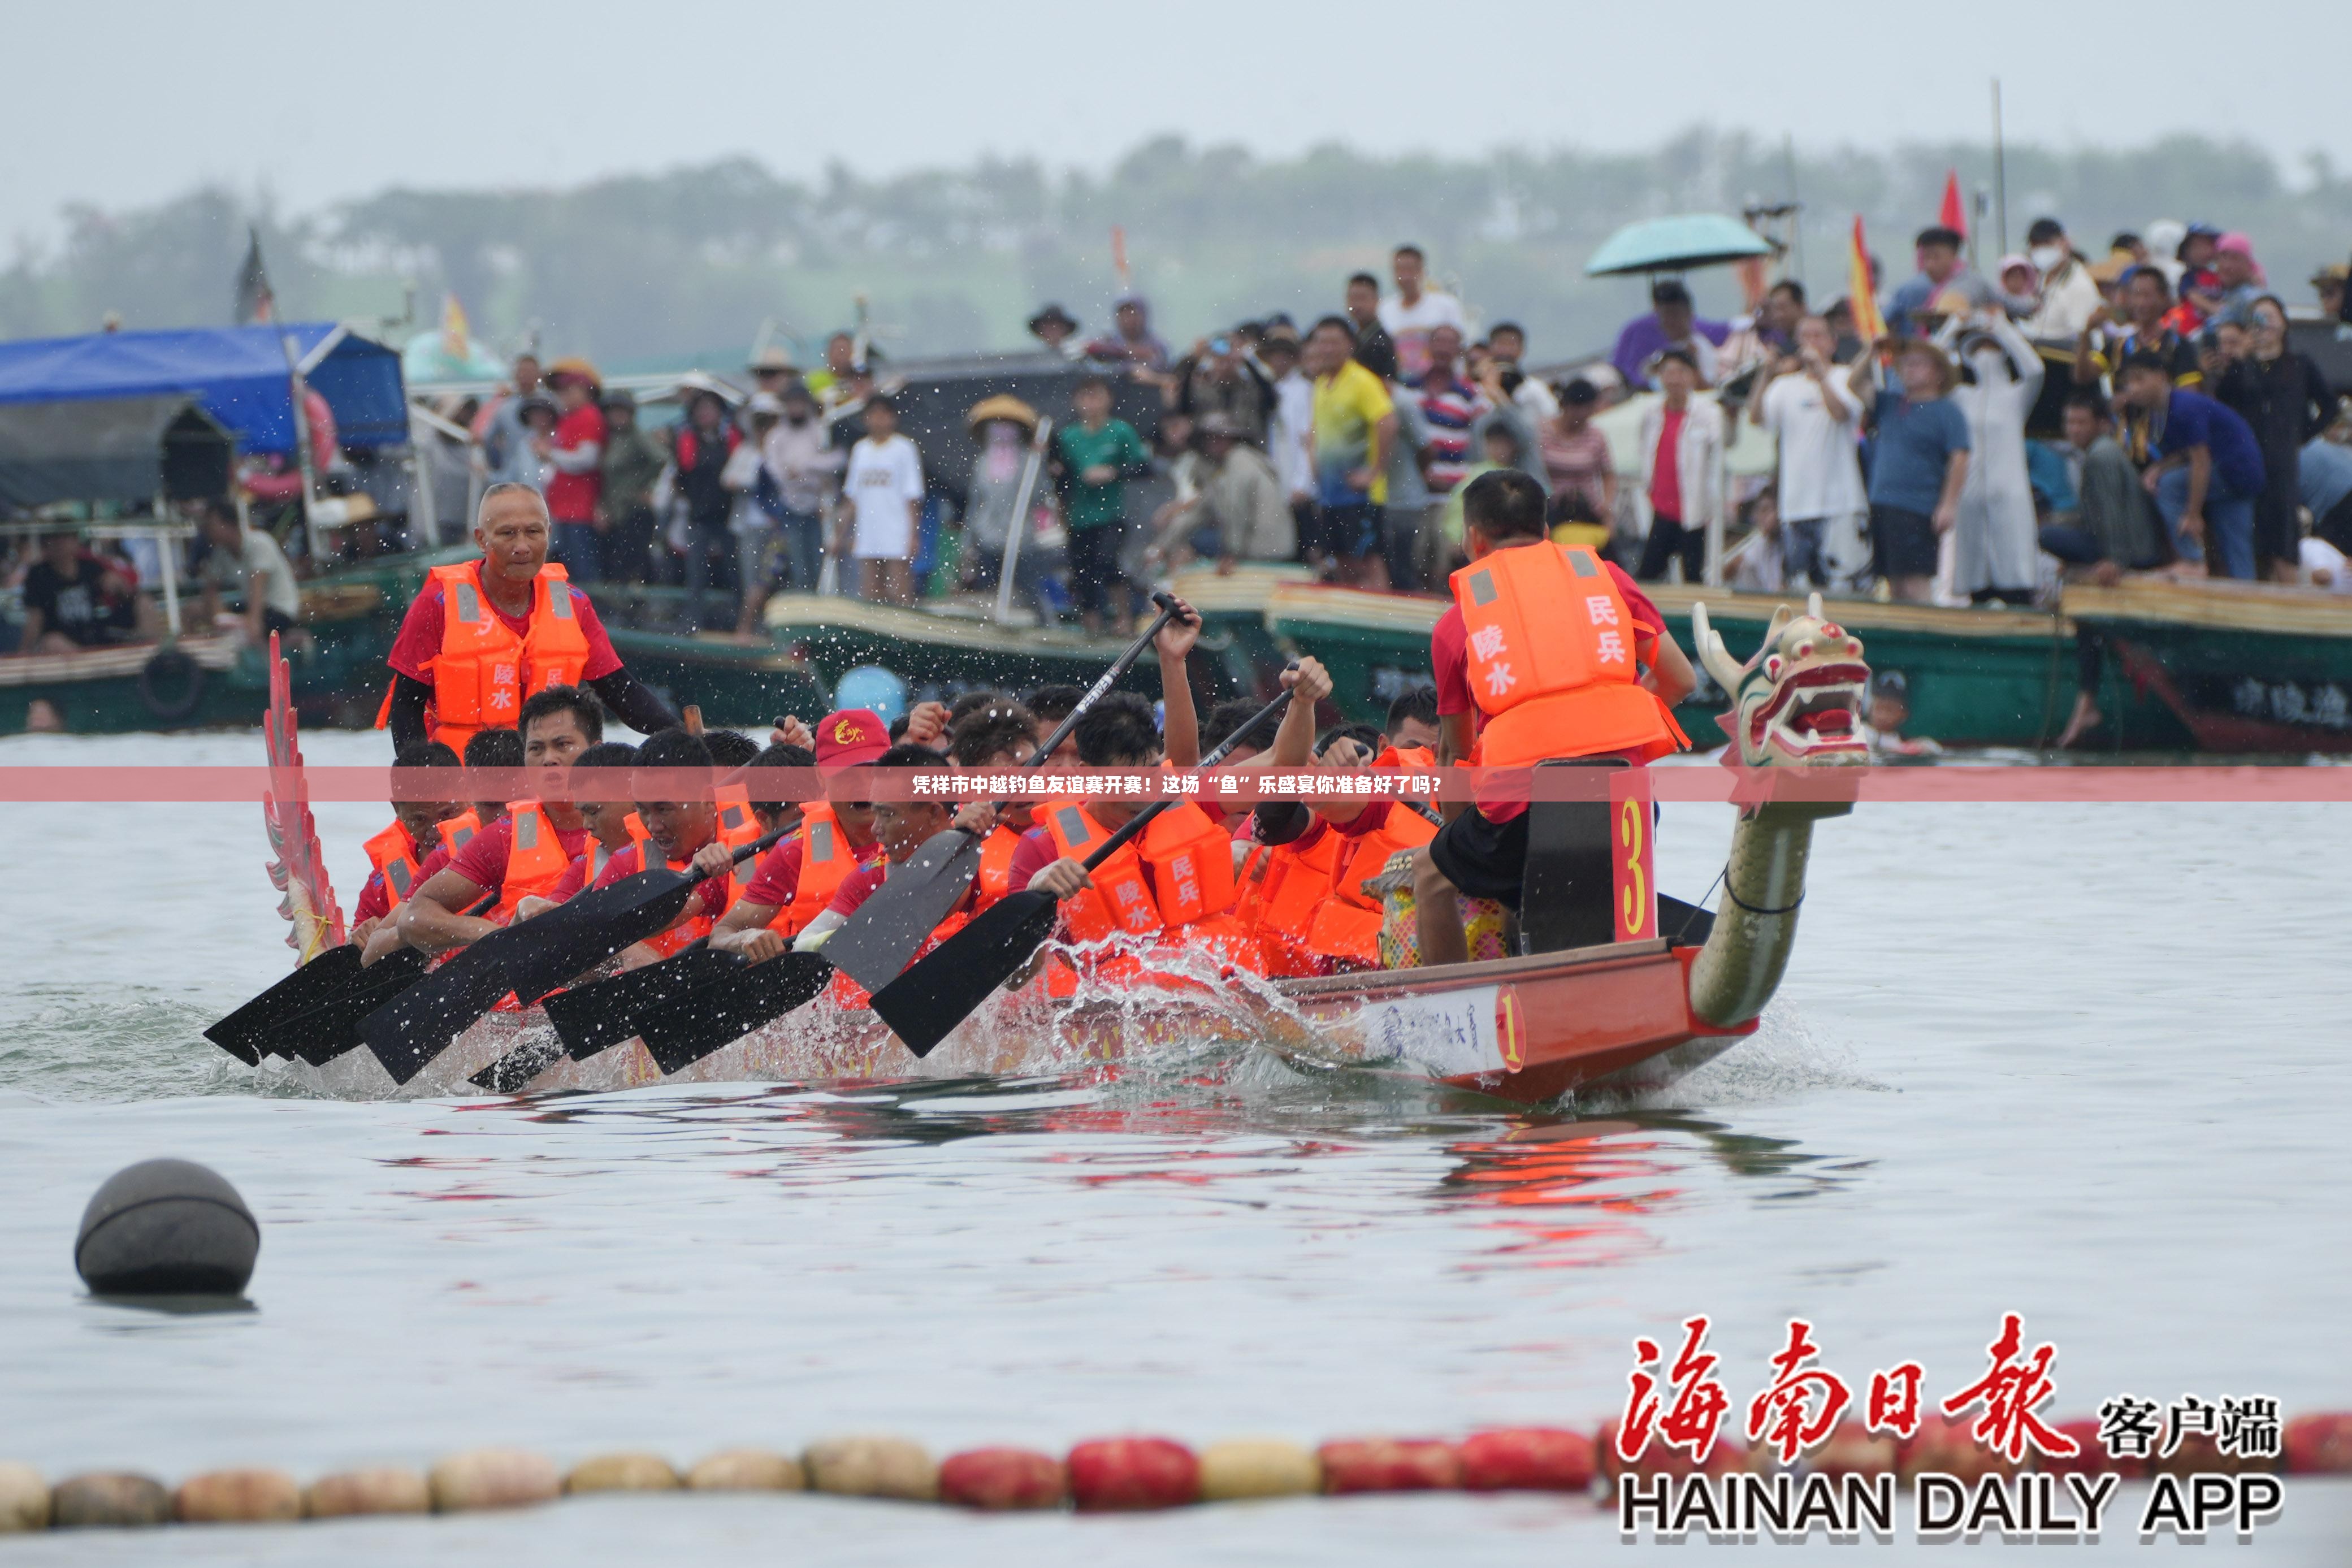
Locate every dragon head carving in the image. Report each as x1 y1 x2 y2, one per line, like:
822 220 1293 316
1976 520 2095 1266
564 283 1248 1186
1692 592 1871 772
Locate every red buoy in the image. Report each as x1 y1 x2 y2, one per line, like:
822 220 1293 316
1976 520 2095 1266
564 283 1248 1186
1064 1438 1198 1511
937 1448 1065 1510
1457 1428 1596 1492
1315 1439 1462 1494
2284 1414 2352 1475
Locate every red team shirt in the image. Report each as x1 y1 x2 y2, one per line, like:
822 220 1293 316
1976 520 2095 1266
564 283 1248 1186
587 843 731 923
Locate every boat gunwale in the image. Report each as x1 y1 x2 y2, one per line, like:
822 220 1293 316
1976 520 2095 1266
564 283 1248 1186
1274 937 1679 1002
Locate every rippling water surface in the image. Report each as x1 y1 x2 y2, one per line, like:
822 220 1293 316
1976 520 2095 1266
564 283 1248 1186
2 731 2347 1562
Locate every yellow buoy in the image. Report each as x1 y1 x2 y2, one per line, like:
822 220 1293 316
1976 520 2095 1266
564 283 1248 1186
563 1453 680 1494
803 1436 938 1502
685 1449 805 1492
0 1464 49 1532
1198 1439 1322 1501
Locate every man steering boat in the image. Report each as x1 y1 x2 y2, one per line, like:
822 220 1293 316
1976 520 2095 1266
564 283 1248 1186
378 482 678 752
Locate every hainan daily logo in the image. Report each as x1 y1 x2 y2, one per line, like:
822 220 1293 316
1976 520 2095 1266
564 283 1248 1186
1613 1314 2284 1545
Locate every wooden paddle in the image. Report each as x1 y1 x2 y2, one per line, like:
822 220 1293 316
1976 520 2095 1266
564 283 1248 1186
868 683 1294 1059
362 825 787 1085
464 937 744 1093
819 591 1187 996
635 951 835 1075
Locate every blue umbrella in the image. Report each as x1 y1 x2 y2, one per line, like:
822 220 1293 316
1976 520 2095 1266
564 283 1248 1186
1586 214 1775 278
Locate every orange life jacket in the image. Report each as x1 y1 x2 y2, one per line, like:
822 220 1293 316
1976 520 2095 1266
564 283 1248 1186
1303 803 1439 964
620 818 732 958
1234 821 1344 952
714 785 761 896
1229 838 1318 980
495 800 576 921
975 825 1023 911
436 809 482 861
362 820 427 903
1040 799 1238 944
375 560 594 752
1448 542 1687 768
767 802 866 937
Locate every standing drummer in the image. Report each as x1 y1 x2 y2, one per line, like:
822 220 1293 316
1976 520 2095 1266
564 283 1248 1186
378 482 679 753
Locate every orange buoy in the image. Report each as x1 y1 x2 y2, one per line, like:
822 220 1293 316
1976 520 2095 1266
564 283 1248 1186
1065 1437 1200 1511
685 1449 804 1492
938 1448 1066 1510
0 1464 49 1532
1457 1428 1596 1492
564 1453 679 1493
803 1436 938 1502
2285 1413 2352 1475
49 1473 170 1528
427 1449 560 1513
172 1469 300 1524
1315 1439 1462 1495
1196 1439 1319 1501
302 1467 430 1518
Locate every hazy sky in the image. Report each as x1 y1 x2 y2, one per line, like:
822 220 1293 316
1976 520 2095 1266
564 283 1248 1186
4 0 2332 246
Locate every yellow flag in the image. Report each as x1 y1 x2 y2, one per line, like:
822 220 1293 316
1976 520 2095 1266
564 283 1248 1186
1849 218 1887 343
441 293 471 361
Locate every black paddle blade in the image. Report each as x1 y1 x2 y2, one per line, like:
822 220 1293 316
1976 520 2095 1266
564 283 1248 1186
205 945 362 1063
499 870 699 1008
362 925 536 1085
638 953 832 1076
818 830 984 994
274 948 430 1066
543 945 742 1060
868 891 1059 1059
469 1035 569 1094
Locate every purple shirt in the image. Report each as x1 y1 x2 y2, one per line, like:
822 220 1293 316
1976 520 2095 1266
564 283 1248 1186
1610 312 1732 388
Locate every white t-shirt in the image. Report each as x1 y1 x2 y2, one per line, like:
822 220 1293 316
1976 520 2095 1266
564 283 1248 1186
203 528 301 618
1268 370 1315 499
1376 291 1466 381
843 434 925 559
1759 369 1867 520
2300 538 2352 593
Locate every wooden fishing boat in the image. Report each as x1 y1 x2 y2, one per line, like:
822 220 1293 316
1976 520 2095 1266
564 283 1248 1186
0 631 258 733
1259 578 2201 750
2063 576 2352 753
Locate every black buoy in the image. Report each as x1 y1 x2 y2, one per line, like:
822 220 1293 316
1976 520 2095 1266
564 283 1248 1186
75 1159 259 1296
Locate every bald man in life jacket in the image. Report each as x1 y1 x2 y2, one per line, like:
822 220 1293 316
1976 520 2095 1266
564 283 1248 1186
373 685 608 965
1409 469 1694 967
378 482 679 754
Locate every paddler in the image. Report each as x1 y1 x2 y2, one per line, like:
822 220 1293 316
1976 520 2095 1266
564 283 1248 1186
791 742 985 950
351 742 465 947
579 727 738 970
707 709 890 956
379 482 679 753
513 740 640 921
376 686 607 963
1248 657 1437 971
1407 469 1693 967
945 700 1042 911
460 726 524 835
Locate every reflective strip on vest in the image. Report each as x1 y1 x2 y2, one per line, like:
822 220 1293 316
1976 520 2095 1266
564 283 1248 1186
514 811 539 851
549 583 573 619
453 580 481 623
809 821 835 864
386 858 413 898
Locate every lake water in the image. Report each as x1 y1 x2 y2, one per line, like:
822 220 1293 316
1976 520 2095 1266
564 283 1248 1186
2 730 2347 1562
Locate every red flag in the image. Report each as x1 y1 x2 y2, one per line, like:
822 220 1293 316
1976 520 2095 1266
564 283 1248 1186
1938 170 1967 237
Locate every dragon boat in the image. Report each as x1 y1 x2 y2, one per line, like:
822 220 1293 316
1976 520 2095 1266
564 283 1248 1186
268 597 1868 1106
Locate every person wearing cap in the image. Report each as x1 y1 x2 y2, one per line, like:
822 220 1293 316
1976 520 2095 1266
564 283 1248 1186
1083 296 1171 374
598 388 667 584
1610 279 1727 391
2020 219 2103 341
709 708 891 956
1028 305 1084 360
1851 335 1971 603
1887 228 1991 339
2312 263 2347 325
747 344 800 399
541 358 608 583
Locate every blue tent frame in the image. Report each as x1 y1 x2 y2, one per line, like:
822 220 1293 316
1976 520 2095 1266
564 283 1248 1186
0 323 408 456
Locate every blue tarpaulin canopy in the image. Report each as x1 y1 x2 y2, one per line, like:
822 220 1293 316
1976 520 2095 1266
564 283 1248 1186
0 323 408 455
1585 215 1776 277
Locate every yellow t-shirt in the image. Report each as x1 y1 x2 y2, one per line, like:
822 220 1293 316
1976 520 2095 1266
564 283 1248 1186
1311 360 1395 508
